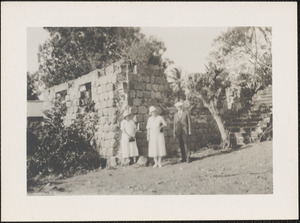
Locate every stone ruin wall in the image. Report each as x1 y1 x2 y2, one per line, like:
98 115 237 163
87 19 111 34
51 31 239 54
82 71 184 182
42 61 222 162
42 61 128 159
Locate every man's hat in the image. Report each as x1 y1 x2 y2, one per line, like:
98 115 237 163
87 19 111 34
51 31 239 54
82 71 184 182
149 106 157 114
123 110 131 118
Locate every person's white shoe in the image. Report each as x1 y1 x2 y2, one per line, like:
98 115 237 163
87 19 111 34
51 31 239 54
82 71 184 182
158 163 162 168
153 163 158 168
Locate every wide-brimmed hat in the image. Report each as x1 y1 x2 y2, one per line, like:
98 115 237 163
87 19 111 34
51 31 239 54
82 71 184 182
149 106 157 114
123 110 131 118
175 101 184 107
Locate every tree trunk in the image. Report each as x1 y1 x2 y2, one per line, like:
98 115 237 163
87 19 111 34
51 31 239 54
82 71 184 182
191 92 229 148
212 114 228 144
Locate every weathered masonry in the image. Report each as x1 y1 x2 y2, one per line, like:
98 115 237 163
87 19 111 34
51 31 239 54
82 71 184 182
42 60 272 162
43 61 170 158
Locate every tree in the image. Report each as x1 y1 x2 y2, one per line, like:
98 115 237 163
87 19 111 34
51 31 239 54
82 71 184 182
165 66 186 102
209 27 272 93
166 27 272 148
38 27 167 87
184 64 231 148
166 63 231 148
27 71 40 100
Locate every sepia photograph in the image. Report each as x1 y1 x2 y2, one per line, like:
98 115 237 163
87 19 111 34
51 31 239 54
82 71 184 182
27 26 273 195
2 2 298 221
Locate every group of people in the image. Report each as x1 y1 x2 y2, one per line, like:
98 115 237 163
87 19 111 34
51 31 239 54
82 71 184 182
120 102 192 168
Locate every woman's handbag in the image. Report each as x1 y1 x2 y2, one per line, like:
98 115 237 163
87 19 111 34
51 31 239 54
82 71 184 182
159 122 164 133
129 136 135 142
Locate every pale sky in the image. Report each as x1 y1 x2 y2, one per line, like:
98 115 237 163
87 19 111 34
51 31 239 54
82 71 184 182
27 27 227 74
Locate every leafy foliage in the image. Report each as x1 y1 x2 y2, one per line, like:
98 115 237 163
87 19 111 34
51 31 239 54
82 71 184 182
166 27 272 148
27 71 40 100
27 99 101 179
209 27 272 92
165 66 187 102
38 27 167 87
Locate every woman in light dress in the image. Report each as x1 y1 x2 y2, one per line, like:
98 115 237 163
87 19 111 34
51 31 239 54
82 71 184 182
146 106 167 168
120 110 139 165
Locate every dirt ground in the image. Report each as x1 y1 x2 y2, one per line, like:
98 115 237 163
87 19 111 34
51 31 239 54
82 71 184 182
28 141 273 195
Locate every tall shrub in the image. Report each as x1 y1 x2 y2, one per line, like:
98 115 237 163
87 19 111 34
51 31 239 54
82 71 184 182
27 100 101 179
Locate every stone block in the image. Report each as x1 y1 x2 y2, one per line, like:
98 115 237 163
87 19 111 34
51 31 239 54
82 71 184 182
159 84 166 92
74 99 80 106
137 76 144 83
109 73 117 83
107 83 114 92
144 91 151 99
155 107 162 115
97 109 103 117
109 107 118 115
143 75 150 83
108 91 115 99
111 115 118 124
98 93 104 101
98 86 103 93
103 124 110 132
151 91 156 99
151 76 156 83
106 100 115 107
129 90 136 98
137 156 148 166
146 83 152 91
143 114 149 122
140 98 147 105
100 101 105 109
155 92 161 99
108 132 115 139
103 108 110 116
129 106 138 114
94 102 100 110
149 99 158 106
155 77 164 84
133 98 141 106
100 117 107 125
137 91 143 98
134 82 141 90
135 114 144 122
110 124 119 132
140 83 146 90
152 84 159 91
138 106 148 114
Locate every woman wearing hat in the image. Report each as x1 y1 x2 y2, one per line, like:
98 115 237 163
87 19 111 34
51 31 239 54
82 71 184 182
121 110 139 165
146 106 167 168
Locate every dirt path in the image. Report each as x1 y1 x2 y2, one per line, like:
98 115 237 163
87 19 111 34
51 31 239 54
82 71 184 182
29 141 273 195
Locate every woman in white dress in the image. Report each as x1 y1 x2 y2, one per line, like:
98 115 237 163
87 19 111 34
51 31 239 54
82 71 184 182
146 106 167 168
121 110 139 165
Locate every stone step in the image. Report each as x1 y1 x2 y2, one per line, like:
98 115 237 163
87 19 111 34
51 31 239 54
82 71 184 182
226 121 259 127
230 117 263 122
227 126 257 132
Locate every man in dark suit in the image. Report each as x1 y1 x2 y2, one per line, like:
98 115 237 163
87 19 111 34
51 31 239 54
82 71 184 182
173 101 192 163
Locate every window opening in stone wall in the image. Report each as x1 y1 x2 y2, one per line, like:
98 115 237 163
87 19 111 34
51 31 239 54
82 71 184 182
79 82 94 111
55 90 67 101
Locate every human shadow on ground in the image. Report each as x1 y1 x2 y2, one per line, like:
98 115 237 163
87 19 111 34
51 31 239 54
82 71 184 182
166 144 254 166
190 144 254 162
